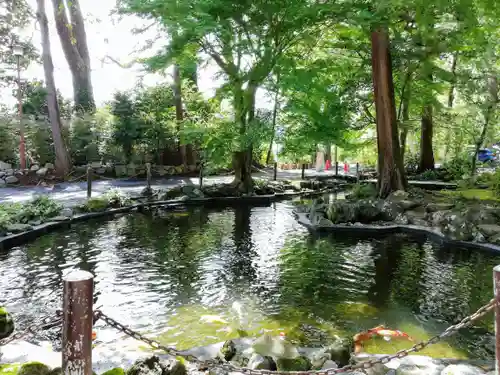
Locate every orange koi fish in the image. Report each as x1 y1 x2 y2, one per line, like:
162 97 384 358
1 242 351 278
353 325 412 353
92 330 97 341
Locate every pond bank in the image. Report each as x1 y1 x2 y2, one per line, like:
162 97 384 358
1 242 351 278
0 338 495 375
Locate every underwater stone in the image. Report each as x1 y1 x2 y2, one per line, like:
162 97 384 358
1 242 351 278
441 364 486 375
0 306 15 339
247 353 277 371
325 336 353 367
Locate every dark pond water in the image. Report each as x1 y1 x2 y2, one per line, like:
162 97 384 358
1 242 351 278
0 201 497 359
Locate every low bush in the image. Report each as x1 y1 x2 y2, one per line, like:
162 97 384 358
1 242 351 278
347 183 377 199
78 189 131 212
0 196 62 232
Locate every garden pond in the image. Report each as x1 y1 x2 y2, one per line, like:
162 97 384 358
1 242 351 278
0 200 497 360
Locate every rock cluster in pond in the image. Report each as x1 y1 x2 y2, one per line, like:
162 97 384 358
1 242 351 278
299 189 500 244
141 180 308 201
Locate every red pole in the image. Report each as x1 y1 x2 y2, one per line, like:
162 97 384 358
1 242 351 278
62 270 94 375
17 56 26 170
494 265 500 374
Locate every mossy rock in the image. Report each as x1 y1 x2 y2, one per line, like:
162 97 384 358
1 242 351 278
324 336 353 367
276 356 312 371
101 369 125 375
17 362 51 375
47 368 61 375
0 307 15 339
220 340 237 361
0 364 21 375
126 356 185 375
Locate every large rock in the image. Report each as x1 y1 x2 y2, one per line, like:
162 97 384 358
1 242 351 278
44 163 55 170
477 224 500 237
60 208 73 218
441 364 486 375
5 175 18 184
387 190 410 202
0 307 14 339
219 340 237 361
324 336 352 367
276 356 312 371
0 161 12 170
426 203 455 213
247 353 277 370
126 356 186 375
440 213 476 241
395 355 444 375
6 223 33 233
30 165 40 171
406 210 427 226
379 200 405 221
0 179 6 187
398 200 420 210
36 168 48 177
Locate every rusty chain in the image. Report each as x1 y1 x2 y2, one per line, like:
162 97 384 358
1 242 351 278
0 311 63 347
95 298 496 375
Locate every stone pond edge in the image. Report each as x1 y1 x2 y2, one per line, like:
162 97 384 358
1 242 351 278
294 212 500 254
0 189 335 251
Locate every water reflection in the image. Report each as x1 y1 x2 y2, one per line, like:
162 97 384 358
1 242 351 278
0 202 497 358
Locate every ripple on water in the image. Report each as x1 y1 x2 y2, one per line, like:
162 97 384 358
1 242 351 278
0 202 497 358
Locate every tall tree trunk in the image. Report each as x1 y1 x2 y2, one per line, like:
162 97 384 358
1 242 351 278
419 102 435 172
371 28 407 197
52 0 94 113
36 0 71 175
399 75 411 161
265 86 280 165
173 64 188 171
444 53 458 162
471 75 498 175
232 85 255 193
325 143 332 162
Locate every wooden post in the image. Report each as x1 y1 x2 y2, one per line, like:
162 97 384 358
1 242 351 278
146 163 152 191
494 265 500 375
62 270 94 375
199 162 204 189
301 163 306 180
335 161 339 176
356 162 360 181
273 162 277 181
86 166 92 199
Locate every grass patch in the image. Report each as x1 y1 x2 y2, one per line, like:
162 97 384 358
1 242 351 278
439 189 499 201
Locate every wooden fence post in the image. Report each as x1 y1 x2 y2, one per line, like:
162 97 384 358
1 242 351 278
301 163 306 180
273 162 278 181
494 265 500 375
199 162 204 189
356 162 360 182
146 163 152 191
86 167 92 199
335 161 339 176
62 270 94 375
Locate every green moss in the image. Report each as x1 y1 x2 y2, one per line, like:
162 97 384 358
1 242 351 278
100 368 125 375
276 356 312 371
439 189 498 201
47 368 61 375
17 362 50 375
0 306 14 339
0 364 21 375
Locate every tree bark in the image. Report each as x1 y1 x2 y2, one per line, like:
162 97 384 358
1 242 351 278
371 28 407 197
419 102 435 172
399 75 411 161
325 143 332 162
36 0 71 175
265 86 280 165
173 64 188 171
444 53 458 162
51 0 94 113
232 85 255 193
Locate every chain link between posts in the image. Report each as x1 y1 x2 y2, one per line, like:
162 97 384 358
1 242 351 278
94 298 496 375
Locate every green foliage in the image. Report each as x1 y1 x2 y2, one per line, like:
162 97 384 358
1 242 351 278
78 189 131 212
442 154 473 181
0 196 62 232
348 183 377 199
0 116 17 164
69 115 101 165
111 92 140 163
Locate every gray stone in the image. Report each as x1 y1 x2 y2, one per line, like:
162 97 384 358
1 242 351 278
426 203 455 212
60 208 73 217
4 168 13 176
440 364 486 375
30 164 40 171
489 233 500 244
6 223 33 233
36 167 48 176
406 210 427 225
179 195 190 201
379 200 404 221
318 217 335 227
0 178 5 187
441 214 475 241
219 340 237 361
430 210 451 227
395 356 444 375
0 161 11 170
247 353 277 370
91 161 102 169
0 171 5 178
477 224 500 237
387 190 410 201
28 220 42 226
50 216 70 222
394 213 409 225
398 200 420 210
96 168 106 174
126 356 186 375
321 360 338 370
44 163 55 170
5 175 18 184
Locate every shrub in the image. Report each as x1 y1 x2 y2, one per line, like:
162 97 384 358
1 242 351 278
441 154 473 181
347 183 377 199
79 197 109 212
78 189 131 212
0 196 62 231
404 153 419 175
